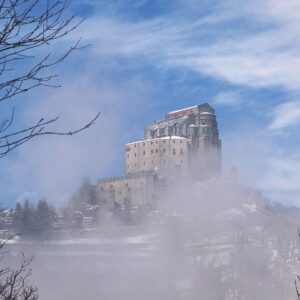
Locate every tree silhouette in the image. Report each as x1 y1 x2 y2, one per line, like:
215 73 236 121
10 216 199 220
0 1 99 298
0 0 100 158
0 253 38 300
34 199 56 238
13 202 23 232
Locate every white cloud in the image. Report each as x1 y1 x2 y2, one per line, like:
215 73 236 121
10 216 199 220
256 151 300 205
61 0 300 206
223 130 300 206
212 91 243 107
3 0 300 207
15 191 38 204
1 75 153 206
71 0 300 92
268 101 300 130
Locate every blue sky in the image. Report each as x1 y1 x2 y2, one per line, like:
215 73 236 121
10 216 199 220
1 0 300 206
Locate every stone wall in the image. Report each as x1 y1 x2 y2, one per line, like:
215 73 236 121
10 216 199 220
95 103 222 209
125 136 189 178
96 176 150 207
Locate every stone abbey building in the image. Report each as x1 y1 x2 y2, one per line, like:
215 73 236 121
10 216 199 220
96 103 222 208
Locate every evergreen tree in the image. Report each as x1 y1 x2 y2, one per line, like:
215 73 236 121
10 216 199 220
74 177 96 205
13 202 23 233
35 200 51 237
22 200 35 236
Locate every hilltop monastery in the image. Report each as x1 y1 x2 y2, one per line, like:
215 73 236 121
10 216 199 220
96 103 222 208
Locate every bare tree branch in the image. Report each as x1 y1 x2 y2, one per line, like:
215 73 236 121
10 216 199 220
0 254 38 300
0 111 100 158
0 0 99 157
0 1 100 298
0 0 85 102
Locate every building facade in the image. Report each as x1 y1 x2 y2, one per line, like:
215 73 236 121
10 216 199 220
96 103 222 208
125 136 189 178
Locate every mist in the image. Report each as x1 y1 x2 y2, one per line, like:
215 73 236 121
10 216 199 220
1 0 300 299
2 86 299 300
2 94 299 300
3 174 300 300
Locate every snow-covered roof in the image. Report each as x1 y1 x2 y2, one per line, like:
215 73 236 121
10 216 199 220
158 136 187 140
200 112 214 115
126 140 144 145
167 105 197 114
126 136 187 145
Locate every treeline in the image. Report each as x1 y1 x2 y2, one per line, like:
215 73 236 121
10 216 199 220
68 177 149 226
6 178 99 239
2 177 149 239
12 199 57 238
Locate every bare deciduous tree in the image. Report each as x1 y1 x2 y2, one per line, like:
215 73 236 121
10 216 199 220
0 1 100 297
0 0 100 157
0 110 100 158
295 229 300 300
0 254 38 300
296 275 300 300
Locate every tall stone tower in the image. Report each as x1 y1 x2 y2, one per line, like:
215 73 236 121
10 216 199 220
96 103 222 208
186 103 222 179
136 102 222 180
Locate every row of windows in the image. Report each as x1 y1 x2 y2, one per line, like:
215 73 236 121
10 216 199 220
150 122 190 137
127 159 184 169
106 182 144 190
130 139 184 148
150 121 211 137
128 148 184 158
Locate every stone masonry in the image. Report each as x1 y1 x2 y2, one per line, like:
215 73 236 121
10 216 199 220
96 103 222 208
